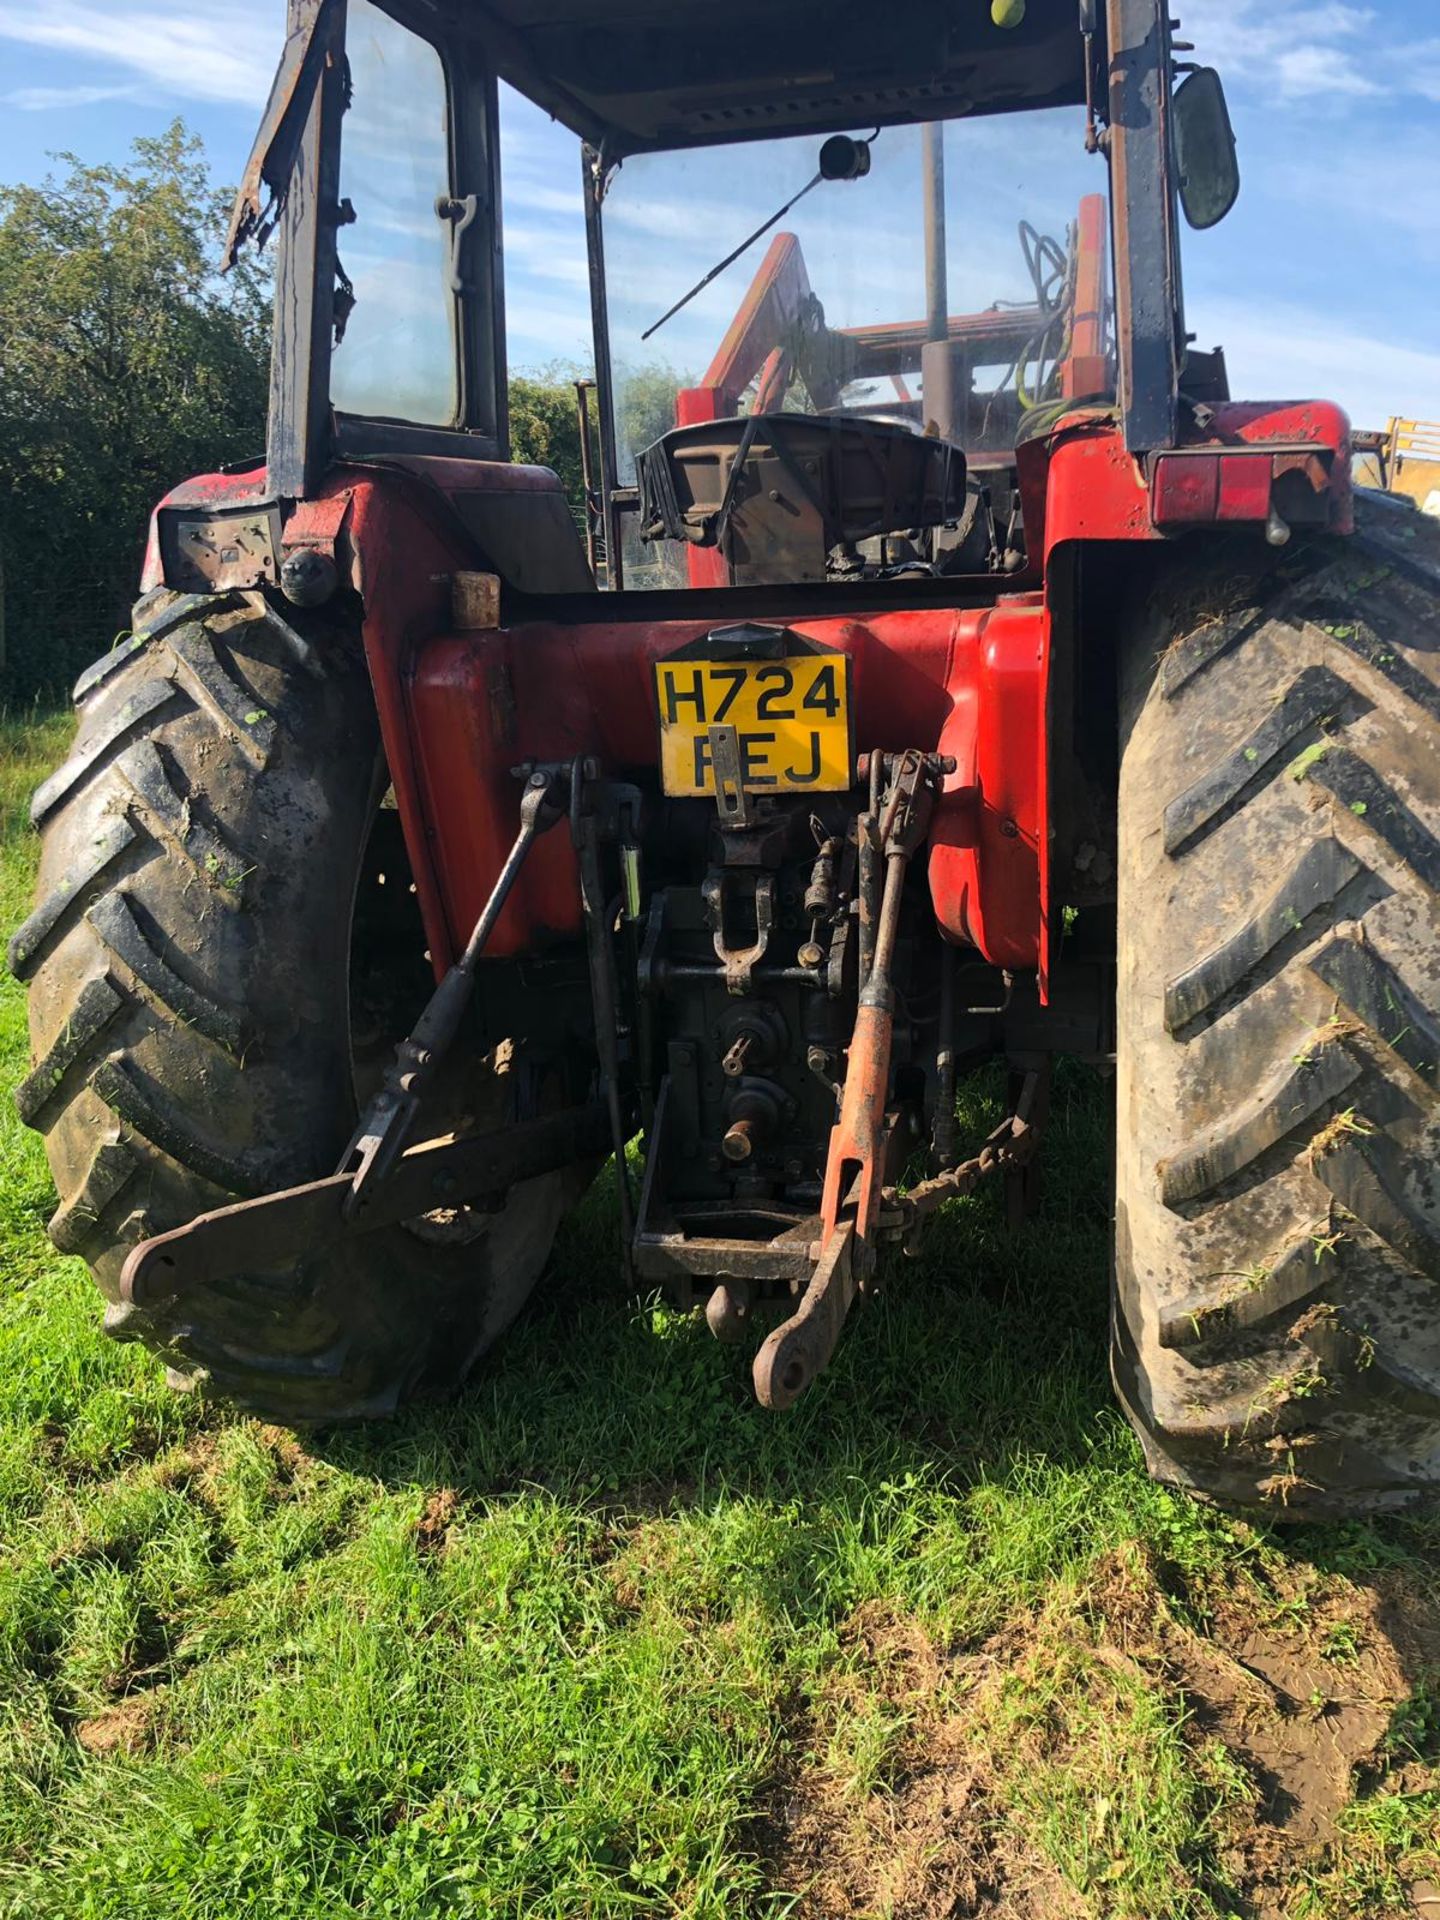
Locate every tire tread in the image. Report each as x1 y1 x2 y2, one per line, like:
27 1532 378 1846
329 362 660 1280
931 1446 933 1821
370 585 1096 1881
1116 497 1440 1513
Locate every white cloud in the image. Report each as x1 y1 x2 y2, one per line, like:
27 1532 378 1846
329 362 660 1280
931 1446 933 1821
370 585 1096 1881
1265 127 1440 258
504 289 595 372
1413 39 1440 101
503 220 590 290
505 180 584 218
1183 0 1369 69
1 81 138 110
0 1 281 108
1184 0 1434 105
1271 42 1382 99
1191 294 1440 429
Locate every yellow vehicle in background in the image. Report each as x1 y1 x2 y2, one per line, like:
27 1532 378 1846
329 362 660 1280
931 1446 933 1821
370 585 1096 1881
1355 417 1440 515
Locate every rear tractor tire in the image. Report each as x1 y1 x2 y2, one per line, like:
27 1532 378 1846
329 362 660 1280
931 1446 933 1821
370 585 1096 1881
11 588 577 1422
1115 493 1440 1515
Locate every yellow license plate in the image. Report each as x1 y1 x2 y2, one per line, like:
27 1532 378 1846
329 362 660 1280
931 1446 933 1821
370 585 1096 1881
654 650 852 798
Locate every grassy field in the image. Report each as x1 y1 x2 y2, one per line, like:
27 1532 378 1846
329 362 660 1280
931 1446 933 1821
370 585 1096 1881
1 711 1438 1919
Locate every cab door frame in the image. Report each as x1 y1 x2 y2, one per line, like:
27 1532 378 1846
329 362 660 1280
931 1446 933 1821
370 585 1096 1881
262 0 509 498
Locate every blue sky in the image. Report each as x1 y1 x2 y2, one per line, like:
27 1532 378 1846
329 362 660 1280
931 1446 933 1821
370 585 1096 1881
1 0 1436 429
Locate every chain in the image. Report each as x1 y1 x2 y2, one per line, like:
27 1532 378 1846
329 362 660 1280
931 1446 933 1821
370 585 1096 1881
878 1069 1042 1252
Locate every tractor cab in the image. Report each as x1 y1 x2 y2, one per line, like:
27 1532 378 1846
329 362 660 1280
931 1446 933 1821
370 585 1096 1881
231 0 1241 588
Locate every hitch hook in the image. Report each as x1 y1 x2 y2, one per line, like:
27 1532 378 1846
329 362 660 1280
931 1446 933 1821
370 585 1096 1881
752 1224 856 1410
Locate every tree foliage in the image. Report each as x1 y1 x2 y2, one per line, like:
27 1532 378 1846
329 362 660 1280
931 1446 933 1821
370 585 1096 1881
0 122 270 697
508 359 692 502
508 370 588 507
0 114 692 694
614 361 690 469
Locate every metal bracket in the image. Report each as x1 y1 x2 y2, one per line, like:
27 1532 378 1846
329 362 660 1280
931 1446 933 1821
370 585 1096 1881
436 192 480 293
121 1104 612 1310
708 723 758 828
702 868 775 996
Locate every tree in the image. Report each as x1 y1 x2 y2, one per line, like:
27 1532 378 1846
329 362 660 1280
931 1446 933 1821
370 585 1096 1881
615 360 691 469
0 122 270 697
508 359 695 504
508 368 587 508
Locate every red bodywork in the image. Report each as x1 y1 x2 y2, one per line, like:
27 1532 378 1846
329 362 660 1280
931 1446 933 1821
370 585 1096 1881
409 595 1050 974
143 400 1351 998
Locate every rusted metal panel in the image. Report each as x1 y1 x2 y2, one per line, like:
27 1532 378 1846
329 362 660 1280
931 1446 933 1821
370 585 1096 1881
1060 193 1111 398
223 0 340 271
160 506 282 593
280 489 352 557
451 571 502 630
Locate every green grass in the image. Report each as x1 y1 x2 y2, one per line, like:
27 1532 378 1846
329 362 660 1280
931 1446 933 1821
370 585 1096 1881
0 711 1438 1917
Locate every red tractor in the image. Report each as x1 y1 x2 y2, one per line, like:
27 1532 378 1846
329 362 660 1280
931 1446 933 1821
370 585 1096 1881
15 0 1440 1514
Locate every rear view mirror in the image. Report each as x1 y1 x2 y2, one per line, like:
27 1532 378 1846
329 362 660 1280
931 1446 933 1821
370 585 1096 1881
1172 67 1239 230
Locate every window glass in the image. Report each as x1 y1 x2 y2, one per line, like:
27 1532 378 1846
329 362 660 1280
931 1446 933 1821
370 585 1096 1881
331 0 458 425
602 110 1111 488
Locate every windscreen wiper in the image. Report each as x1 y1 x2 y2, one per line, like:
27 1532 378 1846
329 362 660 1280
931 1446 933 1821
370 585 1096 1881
642 131 875 343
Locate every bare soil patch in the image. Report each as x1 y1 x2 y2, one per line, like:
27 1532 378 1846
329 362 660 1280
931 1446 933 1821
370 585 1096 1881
414 1487 460 1555
75 1693 160 1758
762 1554 1440 1919
763 1605 1082 1919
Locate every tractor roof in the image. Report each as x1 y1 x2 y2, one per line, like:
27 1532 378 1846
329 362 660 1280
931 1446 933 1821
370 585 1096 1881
227 0 1101 270
475 0 1101 157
